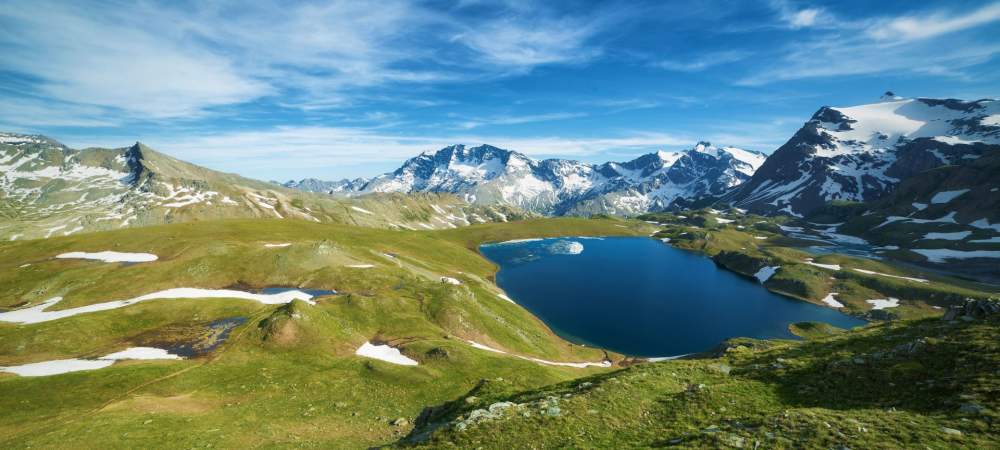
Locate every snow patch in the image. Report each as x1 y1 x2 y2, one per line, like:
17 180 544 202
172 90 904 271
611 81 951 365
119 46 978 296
355 342 418 366
494 238 543 245
1 346 181 377
464 340 610 368
930 189 969 204
853 268 928 283
0 288 317 325
821 293 844 308
0 359 115 377
866 298 900 310
804 259 841 271
754 266 779 283
100 347 182 361
56 251 158 263
913 248 1000 263
921 231 970 241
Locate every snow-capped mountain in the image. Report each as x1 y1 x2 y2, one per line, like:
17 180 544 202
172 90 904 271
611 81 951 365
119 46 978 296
727 95 1000 216
285 142 766 216
0 132 523 240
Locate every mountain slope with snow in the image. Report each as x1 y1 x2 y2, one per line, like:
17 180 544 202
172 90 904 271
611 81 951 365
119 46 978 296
286 142 767 216
0 133 525 240
726 96 1000 217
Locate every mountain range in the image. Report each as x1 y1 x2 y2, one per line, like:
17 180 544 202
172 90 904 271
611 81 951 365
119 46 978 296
3 95 997 245
0 133 526 241
285 142 767 216
286 95 999 220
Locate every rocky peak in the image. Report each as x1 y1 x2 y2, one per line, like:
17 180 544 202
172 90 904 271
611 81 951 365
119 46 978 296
880 91 901 102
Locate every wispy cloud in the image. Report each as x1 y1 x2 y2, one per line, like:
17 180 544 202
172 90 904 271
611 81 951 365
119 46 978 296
455 112 587 129
0 0 624 123
452 16 604 68
135 125 692 180
768 0 837 29
741 2 1000 85
866 2 1000 41
0 1 267 119
654 51 750 72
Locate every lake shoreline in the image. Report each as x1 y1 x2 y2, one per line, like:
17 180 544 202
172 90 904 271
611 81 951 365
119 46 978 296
480 236 865 357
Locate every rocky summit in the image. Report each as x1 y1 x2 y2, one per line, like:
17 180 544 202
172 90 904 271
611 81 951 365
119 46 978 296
726 97 1000 217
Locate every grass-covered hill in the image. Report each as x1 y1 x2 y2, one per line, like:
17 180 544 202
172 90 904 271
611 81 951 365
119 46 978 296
0 217 653 448
404 307 1000 449
0 132 527 241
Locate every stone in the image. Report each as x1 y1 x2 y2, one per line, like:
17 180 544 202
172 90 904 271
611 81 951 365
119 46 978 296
959 403 983 415
941 427 963 436
391 418 409 427
721 434 746 448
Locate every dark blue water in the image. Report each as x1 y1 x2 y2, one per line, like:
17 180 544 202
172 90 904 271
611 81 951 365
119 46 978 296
165 317 248 358
480 237 866 357
260 287 338 296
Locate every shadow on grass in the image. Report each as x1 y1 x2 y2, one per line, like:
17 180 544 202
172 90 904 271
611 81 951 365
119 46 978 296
734 317 999 414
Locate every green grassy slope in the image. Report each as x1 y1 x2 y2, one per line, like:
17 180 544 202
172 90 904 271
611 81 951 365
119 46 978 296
0 217 654 448
406 312 1000 449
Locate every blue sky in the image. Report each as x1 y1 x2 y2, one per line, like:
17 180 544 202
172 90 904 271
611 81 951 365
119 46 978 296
1 0 998 181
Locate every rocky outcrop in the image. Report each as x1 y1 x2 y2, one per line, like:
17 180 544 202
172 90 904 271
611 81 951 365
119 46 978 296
942 298 1000 321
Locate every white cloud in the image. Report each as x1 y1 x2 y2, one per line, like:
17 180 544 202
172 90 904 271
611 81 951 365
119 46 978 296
136 125 692 179
654 51 750 72
769 1 830 29
0 1 267 118
453 16 603 67
0 0 627 124
0 96 119 128
867 2 1000 41
456 112 587 129
788 9 820 28
742 3 1000 85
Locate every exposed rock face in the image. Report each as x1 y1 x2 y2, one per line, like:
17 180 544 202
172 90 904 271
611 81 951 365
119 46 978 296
942 299 1000 321
726 98 1000 217
285 142 766 216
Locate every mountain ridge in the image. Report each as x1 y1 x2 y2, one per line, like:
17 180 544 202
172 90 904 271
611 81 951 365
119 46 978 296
0 132 528 240
284 141 767 216
726 96 999 217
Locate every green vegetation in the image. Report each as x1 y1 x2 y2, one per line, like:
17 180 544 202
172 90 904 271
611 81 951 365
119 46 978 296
0 217 653 448
406 313 1000 448
0 211 996 449
788 321 845 339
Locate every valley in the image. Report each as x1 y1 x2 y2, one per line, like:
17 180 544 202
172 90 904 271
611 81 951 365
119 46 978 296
1 95 998 449
3 1 999 447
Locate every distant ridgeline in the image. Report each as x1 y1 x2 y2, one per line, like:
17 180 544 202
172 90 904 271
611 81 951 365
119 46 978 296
0 133 527 240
